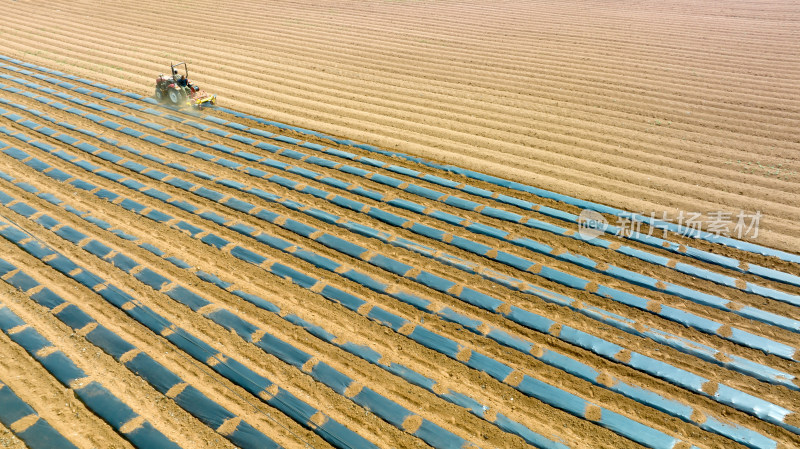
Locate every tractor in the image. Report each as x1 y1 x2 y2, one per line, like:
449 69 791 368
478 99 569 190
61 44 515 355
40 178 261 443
154 62 216 108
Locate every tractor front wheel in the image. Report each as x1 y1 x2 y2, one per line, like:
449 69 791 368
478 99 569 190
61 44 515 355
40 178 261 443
154 87 164 103
168 88 184 106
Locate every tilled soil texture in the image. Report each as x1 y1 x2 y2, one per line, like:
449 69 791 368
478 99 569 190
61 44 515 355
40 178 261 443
0 0 797 253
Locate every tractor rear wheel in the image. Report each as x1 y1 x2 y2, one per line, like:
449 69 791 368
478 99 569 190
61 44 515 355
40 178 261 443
168 88 184 106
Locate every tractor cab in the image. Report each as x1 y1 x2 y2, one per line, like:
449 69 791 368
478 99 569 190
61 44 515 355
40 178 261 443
154 62 216 108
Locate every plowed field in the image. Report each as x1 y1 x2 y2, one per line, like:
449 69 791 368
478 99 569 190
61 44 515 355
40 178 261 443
0 2 798 449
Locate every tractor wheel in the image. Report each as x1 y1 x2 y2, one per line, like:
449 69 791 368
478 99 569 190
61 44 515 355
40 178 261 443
154 87 164 103
168 88 184 106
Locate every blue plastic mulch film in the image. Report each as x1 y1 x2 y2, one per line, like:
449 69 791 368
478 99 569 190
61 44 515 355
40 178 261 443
0 58 796 448
49 297 280 449
4 96 792 390
1 82 795 381
0 114 780 448
0 188 532 448
3 71 798 372
201 105 800 267
0 119 792 448
0 198 652 447
0 304 182 449
4 57 797 293
0 176 781 448
2 63 798 317
0 198 394 448
0 381 79 449
0 217 376 449
180 111 800 265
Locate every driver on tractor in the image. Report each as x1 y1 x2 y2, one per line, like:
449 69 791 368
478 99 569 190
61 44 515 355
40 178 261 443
156 62 216 107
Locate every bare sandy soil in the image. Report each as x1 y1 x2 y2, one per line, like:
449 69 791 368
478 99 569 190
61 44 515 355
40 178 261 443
0 1 798 449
